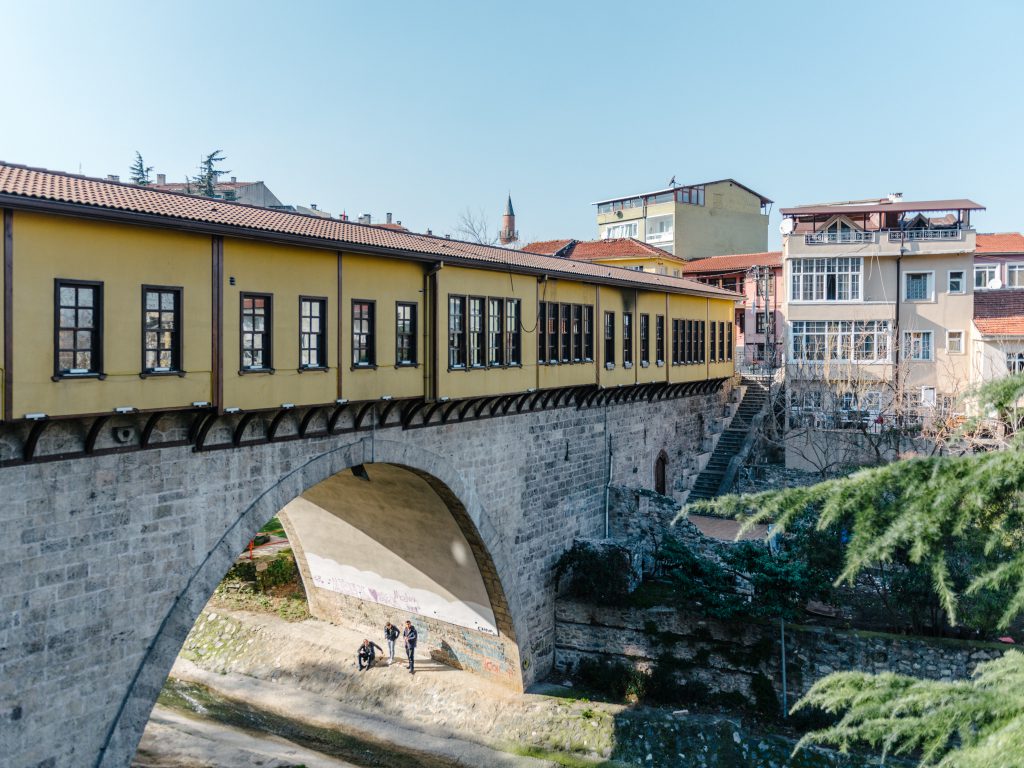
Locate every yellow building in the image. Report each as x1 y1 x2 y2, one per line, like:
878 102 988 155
594 179 772 260
0 162 741 422
523 238 689 277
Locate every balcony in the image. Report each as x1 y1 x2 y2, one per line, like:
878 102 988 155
803 231 876 245
645 230 674 244
887 228 964 242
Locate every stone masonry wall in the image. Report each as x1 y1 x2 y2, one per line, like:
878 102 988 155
555 600 1009 711
1 385 729 768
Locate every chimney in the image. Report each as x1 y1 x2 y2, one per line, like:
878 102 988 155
358 213 371 225
397 220 402 226
230 176 237 183
311 203 317 211
426 228 432 235
107 174 119 182
888 192 904 203
156 173 166 185
386 212 393 224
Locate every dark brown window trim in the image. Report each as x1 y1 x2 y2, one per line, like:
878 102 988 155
351 298 376 368
395 300 418 367
240 291 273 372
139 370 187 379
296 366 329 373
299 294 328 371
141 284 184 375
54 278 104 380
350 364 378 371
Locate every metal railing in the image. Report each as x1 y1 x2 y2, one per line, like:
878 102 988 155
803 231 876 245
888 228 964 242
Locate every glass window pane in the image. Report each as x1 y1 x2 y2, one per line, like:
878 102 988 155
78 288 93 308
146 292 159 310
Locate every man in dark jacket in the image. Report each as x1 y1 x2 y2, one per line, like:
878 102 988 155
357 638 383 671
384 621 400 664
403 620 418 674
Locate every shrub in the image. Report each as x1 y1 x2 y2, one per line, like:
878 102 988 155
554 541 634 605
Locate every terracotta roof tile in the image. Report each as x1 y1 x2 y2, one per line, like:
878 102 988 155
521 239 574 256
522 238 687 264
974 289 1024 335
976 233 1024 254
681 251 782 274
0 162 740 299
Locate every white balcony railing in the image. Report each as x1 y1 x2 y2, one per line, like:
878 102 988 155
645 230 674 244
887 228 965 242
803 231 876 245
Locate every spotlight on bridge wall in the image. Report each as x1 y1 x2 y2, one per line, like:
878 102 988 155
114 406 136 414
380 395 393 401
191 401 211 408
439 396 450 403
280 403 295 409
350 464 371 482
225 407 241 414
335 398 349 405
24 413 47 420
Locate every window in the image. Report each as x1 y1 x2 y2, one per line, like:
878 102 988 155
571 305 583 362
468 297 485 367
946 330 964 354
351 300 375 367
546 302 558 363
1009 265 1024 288
921 386 937 407
297 297 326 369
604 312 615 367
603 221 639 239
709 321 717 362
904 272 933 301
448 296 466 368
537 303 547 363
727 321 733 361
241 293 272 370
143 286 181 373
790 258 862 301
718 321 726 362
791 320 890 362
505 299 521 365
56 280 102 376
975 264 998 289
582 306 594 361
903 330 934 362
655 315 664 364
639 314 650 365
947 270 965 294
1008 352 1024 374
671 319 681 365
559 304 571 363
755 313 773 335
396 302 417 366
623 312 633 366
699 320 706 363
486 299 503 366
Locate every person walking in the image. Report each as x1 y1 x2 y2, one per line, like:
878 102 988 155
357 638 383 671
402 620 418 674
383 621 400 665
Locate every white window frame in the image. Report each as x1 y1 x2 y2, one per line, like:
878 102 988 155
903 270 935 302
789 257 863 303
1008 352 1024 374
1007 263 1024 288
903 330 934 362
947 270 965 295
921 386 937 408
602 221 639 240
946 329 964 354
975 264 998 289
790 320 891 363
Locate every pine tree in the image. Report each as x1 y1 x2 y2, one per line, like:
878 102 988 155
129 151 153 185
691 375 1024 766
190 150 230 198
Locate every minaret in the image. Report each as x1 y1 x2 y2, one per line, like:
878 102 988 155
499 194 518 245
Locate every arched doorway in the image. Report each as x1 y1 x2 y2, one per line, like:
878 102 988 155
654 450 668 495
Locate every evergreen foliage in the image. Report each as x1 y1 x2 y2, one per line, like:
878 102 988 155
189 150 231 198
554 541 634 605
129 151 153 185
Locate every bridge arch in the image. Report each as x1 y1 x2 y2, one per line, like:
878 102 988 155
99 436 528 768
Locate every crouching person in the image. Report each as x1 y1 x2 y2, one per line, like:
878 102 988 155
358 638 383 671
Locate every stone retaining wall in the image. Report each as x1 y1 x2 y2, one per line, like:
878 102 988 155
555 600 1009 710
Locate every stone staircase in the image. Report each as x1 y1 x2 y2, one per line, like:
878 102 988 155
686 377 770 502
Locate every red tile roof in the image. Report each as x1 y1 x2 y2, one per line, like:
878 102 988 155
0 162 740 299
153 181 259 192
522 238 686 264
974 289 1024 335
681 251 782 274
521 239 574 256
781 199 984 216
976 233 1024 254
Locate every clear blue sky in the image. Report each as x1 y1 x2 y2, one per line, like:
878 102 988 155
3 1 1022 247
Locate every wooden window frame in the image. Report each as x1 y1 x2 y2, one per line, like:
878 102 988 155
351 299 376 369
141 284 184 377
639 313 649 366
240 291 273 373
468 296 486 368
486 297 503 367
571 304 583 362
54 278 105 380
505 298 522 366
395 301 418 367
559 303 571 363
583 305 594 361
298 295 328 372
622 312 633 367
604 311 616 368
546 301 558 364
727 321 734 361
655 314 664 365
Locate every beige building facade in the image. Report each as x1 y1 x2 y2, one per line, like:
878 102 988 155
594 179 771 260
781 196 984 437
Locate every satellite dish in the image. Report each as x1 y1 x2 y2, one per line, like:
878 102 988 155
988 277 1003 290
779 218 795 235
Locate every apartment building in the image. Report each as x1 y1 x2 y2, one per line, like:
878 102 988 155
522 238 688 276
781 195 984 428
971 233 1024 383
593 179 772 260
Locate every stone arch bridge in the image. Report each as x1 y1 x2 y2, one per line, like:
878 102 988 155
2 380 729 767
